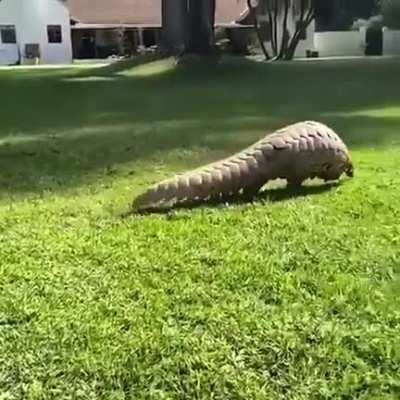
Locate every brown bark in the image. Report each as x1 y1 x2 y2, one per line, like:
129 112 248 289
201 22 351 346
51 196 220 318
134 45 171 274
187 0 216 54
161 0 216 55
161 0 188 55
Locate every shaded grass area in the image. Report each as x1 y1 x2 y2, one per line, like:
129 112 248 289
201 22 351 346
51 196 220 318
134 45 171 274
1 57 400 197
0 57 399 399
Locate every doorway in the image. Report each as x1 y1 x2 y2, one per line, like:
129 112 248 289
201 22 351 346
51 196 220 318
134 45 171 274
365 27 383 56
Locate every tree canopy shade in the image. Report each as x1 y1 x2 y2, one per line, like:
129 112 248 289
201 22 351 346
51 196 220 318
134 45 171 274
381 0 400 29
161 0 216 55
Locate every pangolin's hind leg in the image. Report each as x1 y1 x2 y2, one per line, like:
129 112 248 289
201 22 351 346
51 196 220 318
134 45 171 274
241 180 266 201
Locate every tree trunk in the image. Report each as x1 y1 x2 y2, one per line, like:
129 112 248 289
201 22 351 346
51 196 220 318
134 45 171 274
285 32 301 60
187 0 216 54
285 4 315 60
161 0 188 55
162 0 216 55
273 0 279 56
265 1 277 55
278 0 290 59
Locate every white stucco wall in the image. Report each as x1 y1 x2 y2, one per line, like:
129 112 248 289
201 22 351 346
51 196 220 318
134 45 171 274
0 42 20 66
314 30 366 57
0 0 20 65
0 0 72 65
383 28 400 55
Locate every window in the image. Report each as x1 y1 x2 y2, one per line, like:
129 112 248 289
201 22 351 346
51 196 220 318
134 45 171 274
47 25 62 43
143 29 156 47
0 25 17 44
296 21 307 40
25 43 40 59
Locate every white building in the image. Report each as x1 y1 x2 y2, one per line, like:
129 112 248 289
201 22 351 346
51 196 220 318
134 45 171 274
314 29 367 58
3 0 394 65
0 0 249 64
0 0 72 65
383 28 400 56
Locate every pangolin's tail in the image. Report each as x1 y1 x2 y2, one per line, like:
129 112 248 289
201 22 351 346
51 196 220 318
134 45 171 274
132 149 267 211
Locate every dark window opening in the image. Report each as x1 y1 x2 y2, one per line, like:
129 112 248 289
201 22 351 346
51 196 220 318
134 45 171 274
47 25 62 43
296 21 307 40
143 29 156 47
365 27 383 56
25 43 40 59
73 30 96 59
1 25 17 44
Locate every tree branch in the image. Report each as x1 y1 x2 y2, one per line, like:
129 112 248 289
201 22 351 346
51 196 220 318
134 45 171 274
278 0 290 59
247 0 271 60
286 0 306 58
285 1 315 60
273 0 278 56
265 0 277 55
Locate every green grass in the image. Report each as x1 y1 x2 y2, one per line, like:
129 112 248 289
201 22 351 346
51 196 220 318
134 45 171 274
0 57 399 399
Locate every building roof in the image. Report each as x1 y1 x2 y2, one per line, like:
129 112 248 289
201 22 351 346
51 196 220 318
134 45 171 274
69 0 248 27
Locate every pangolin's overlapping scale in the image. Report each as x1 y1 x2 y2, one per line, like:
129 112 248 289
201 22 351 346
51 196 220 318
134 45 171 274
132 121 353 210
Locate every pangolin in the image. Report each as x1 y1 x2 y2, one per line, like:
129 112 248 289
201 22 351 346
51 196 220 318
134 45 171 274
132 121 353 211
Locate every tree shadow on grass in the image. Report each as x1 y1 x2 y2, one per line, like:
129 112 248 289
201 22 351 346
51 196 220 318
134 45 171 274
0 57 400 196
126 182 340 217
2 56 400 138
0 113 398 198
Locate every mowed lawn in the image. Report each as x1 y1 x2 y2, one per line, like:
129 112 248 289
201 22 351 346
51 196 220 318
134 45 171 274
0 57 399 399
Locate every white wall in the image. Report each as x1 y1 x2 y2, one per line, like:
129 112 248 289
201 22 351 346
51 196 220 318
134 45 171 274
383 28 400 55
0 44 19 66
0 42 20 66
314 30 366 57
19 0 72 64
0 0 20 65
0 0 72 65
